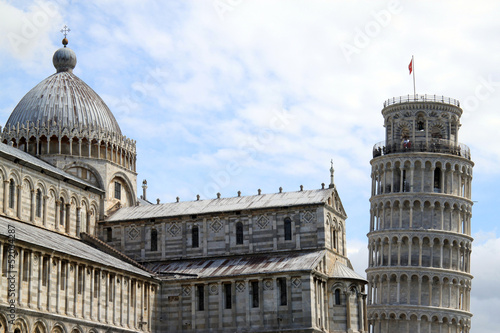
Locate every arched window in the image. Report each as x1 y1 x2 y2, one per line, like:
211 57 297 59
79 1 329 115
192 226 199 248
284 218 292 241
36 189 42 218
9 179 15 209
334 288 341 305
236 222 243 245
151 229 158 251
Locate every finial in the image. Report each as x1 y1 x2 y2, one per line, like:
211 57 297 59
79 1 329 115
237 191 241 197
142 179 148 201
176 196 180 202
300 185 303 191
60 25 70 47
156 198 160 204
258 189 261 195
329 159 335 188
196 194 200 201
321 183 325 189
217 192 221 199
279 187 282 193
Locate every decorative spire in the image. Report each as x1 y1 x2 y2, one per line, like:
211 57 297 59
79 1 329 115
60 25 70 47
142 179 147 201
329 159 335 188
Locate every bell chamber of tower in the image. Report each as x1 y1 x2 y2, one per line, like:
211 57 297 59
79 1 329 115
366 95 474 333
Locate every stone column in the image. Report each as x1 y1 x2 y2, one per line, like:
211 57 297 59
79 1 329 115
418 239 423 266
27 251 32 308
56 259 61 313
43 195 48 226
396 276 400 303
30 189 35 222
105 271 109 323
428 280 433 306
408 239 412 266
76 206 81 235
113 274 117 325
55 200 61 230
357 293 364 332
65 203 71 234
65 262 70 314
74 264 78 316
345 291 352 331
46 255 52 311
120 275 124 326
363 294 368 332
37 253 42 310
82 265 87 319
17 248 23 306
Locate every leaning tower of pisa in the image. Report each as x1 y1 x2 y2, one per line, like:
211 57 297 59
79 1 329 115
366 95 473 333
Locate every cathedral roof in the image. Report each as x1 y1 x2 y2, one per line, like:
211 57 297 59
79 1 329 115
332 261 367 282
106 188 338 222
0 218 151 278
4 42 122 136
0 142 102 194
146 250 326 279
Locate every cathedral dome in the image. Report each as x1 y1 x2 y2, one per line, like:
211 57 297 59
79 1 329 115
4 44 121 135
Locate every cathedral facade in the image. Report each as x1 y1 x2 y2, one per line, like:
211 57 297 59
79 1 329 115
0 39 367 333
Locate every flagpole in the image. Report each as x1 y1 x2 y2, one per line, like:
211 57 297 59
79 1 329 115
412 55 416 98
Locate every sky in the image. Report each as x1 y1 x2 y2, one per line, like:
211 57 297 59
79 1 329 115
0 0 499 331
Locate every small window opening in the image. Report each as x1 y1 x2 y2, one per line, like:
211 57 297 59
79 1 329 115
192 226 199 248
151 229 158 251
284 218 292 241
224 283 232 309
236 222 243 245
278 278 287 306
335 288 341 305
114 181 121 200
197 285 205 311
251 281 259 307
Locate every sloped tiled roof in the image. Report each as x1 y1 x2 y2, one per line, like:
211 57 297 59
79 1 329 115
147 250 326 279
0 142 103 193
332 261 367 282
0 217 151 278
107 188 334 222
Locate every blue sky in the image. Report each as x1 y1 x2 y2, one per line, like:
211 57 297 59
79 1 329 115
0 0 499 331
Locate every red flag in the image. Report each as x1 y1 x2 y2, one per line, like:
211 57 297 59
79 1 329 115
408 58 413 74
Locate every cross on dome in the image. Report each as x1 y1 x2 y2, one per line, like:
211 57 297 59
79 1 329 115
60 25 70 38
60 25 70 47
